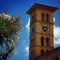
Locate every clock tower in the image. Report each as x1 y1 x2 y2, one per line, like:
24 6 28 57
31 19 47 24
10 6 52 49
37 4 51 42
26 3 57 60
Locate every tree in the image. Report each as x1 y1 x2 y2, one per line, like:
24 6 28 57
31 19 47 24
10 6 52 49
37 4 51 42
0 13 22 60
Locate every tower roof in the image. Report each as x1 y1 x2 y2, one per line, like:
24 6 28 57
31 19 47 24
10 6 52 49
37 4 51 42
26 3 58 14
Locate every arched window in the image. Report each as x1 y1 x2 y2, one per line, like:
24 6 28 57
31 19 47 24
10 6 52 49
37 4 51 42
41 50 44 55
41 13 44 21
46 14 49 22
46 38 49 47
41 37 44 46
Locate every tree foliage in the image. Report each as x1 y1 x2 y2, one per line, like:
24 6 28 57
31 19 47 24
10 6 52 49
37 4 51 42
0 13 22 60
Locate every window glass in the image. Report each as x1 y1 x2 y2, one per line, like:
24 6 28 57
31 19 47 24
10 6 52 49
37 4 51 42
41 37 44 46
41 13 44 21
46 38 49 46
46 14 49 22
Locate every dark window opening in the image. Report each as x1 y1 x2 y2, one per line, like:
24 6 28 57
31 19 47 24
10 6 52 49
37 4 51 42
46 38 49 47
46 14 49 22
41 13 44 21
41 37 44 46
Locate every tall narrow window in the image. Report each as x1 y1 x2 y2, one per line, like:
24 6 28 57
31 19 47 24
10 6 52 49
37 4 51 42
46 14 49 22
41 13 44 21
46 38 49 47
41 37 44 46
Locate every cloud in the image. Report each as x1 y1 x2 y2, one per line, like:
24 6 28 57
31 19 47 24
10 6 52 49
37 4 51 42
53 17 55 22
25 18 30 56
54 26 60 47
54 17 60 47
23 40 25 43
25 46 29 56
26 18 30 32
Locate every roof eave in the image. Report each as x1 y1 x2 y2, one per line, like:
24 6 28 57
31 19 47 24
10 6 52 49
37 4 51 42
26 3 58 14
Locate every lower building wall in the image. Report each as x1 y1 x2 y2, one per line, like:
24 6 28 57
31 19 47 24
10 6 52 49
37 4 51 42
37 47 60 60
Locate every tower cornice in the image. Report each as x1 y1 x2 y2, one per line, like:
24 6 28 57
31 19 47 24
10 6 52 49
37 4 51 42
26 3 58 14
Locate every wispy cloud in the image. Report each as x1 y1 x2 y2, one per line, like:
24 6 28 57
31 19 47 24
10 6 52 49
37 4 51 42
25 46 29 56
53 17 55 22
26 18 30 32
25 18 30 56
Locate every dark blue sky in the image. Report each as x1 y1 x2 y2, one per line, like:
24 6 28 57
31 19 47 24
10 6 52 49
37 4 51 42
0 0 60 60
